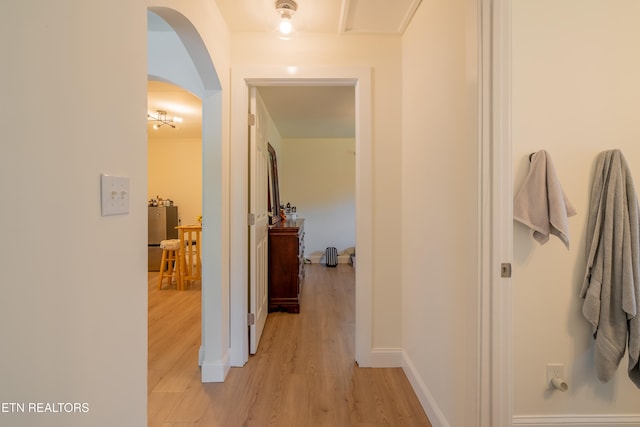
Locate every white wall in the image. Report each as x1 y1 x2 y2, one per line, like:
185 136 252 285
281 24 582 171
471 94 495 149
512 0 640 421
148 137 203 226
401 0 479 426
279 138 356 262
231 33 403 349
0 2 148 426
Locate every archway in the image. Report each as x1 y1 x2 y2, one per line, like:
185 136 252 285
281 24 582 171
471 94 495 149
147 7 227 382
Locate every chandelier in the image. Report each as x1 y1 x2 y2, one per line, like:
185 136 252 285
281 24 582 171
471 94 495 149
148 110 183 129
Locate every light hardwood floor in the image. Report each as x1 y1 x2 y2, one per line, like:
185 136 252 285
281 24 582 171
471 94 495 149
148 264 431 426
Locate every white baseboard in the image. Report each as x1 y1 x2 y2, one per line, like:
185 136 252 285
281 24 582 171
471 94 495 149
369 347 403 367
370 350 640 427
307 254 352 264
200 350 230 383
513 415 640 426
401 351 450 427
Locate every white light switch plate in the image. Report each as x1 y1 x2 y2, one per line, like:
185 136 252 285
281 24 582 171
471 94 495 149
101 174 129 216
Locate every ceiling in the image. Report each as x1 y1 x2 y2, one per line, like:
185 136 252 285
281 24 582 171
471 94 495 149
147 0 422 140
257 86 355 138
214 0 422 34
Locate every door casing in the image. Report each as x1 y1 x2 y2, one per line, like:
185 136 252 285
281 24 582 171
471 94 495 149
229 66 373 368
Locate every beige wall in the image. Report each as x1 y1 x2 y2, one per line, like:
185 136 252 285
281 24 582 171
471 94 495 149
401 0 479 425
0 2 148 426
261 93 283 157
513 0 640 419
231 32 403 348
148 138 203 226
279 138 356 261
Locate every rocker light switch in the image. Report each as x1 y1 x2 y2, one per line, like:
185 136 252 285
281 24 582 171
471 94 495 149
101 174 129 216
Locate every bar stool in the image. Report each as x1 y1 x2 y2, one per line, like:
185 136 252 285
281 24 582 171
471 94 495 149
157 239 181 290
176 225 202 291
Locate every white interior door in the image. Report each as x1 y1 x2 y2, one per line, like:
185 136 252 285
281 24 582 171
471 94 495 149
249 87 270 354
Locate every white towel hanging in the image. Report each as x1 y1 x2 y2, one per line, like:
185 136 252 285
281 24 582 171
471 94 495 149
513 150 576 248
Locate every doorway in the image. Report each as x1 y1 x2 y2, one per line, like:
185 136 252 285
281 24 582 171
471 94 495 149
229 67 373 367
247 85 357 353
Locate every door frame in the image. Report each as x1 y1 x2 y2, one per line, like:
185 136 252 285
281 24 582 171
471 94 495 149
229 66 372 367
480 0 513 425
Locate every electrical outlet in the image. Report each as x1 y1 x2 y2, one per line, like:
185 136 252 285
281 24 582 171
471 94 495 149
546 363 564 386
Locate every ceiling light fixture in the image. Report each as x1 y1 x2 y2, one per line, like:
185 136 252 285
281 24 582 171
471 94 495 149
147 110 183 130
275 0 297 37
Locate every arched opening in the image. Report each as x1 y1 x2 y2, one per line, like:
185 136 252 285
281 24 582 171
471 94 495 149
147 7 228 383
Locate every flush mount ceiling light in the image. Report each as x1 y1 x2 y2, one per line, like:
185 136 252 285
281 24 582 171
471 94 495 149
147 110 183 129
275 0 297 37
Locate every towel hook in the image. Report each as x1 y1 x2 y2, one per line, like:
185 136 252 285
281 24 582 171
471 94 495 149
529 152 537 162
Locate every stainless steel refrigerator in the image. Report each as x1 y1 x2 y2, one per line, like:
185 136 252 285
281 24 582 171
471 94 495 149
148 206 179 271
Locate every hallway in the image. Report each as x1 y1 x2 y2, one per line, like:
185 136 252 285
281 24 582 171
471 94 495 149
148 264 430 426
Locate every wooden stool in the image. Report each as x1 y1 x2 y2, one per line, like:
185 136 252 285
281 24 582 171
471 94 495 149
177 225 202 291
158 239 181 290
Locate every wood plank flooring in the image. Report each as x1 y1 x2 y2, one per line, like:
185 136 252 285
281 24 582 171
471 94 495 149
148 264 431 426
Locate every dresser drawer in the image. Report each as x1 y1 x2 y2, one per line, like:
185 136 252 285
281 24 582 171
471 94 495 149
268 219 304 313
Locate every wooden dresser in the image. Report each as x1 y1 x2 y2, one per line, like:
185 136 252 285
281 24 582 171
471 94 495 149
268 218 305 313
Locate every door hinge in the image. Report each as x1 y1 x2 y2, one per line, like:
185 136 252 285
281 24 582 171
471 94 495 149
248 213 256 226
248 312 255 326
501 263 512 278
248 113 256 126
